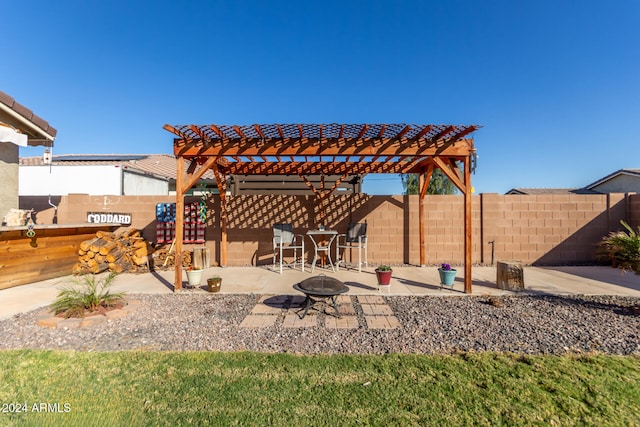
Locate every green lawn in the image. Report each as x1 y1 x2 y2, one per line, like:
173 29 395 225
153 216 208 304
1 351 639 426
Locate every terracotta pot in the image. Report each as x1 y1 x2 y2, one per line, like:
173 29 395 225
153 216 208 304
207 277 222 293
375 269 392 286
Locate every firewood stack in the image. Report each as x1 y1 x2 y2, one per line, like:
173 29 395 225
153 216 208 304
151 246 192 269
73 229 154 275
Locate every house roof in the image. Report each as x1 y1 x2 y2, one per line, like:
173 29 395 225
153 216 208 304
0 90 57 146
584 169 640 190
506 169 640 194
505 188 601 195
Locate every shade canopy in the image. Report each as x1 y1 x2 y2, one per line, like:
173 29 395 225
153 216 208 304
165 123 478 176
165 122 480 293
0 124 28 146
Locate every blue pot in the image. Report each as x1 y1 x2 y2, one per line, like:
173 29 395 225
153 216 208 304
438 268 457 287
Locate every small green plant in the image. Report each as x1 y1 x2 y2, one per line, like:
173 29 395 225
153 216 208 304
50 272 126 318
376 265 392 271
598 220 640 274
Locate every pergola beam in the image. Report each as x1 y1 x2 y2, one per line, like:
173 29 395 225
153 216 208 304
254 124 265 139
181 156 219 195
219 160 431 176
432 156 466 193
210 124 225 138
356 124 369 139
174 138 474 157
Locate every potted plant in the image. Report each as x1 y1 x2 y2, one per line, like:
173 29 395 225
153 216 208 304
185 266 204 287
207 275 222 292
438 263 457 288
375 264 393 286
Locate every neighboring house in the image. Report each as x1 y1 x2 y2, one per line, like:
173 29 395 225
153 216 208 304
505 188 599 195
19 154 192 196
19 153 363 196
583 169 640 194
0 90 56 217
506 169 640 195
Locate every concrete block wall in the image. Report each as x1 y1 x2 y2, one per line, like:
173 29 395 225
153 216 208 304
19 192 639 267
478 193 627 266
423 195 481 265
212 194 418 266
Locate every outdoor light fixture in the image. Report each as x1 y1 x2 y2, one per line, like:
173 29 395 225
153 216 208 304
470 149 478 174
43 147 52 165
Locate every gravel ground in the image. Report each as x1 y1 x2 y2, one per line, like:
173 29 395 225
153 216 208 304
1 294 639 355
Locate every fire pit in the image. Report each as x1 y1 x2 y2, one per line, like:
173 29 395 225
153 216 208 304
293 275 349 319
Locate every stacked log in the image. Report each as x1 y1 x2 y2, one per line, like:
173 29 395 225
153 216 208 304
151 246 192 269
73 229 154 274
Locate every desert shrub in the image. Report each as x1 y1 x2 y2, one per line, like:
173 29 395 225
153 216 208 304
598 220 640 274
50 272 126 318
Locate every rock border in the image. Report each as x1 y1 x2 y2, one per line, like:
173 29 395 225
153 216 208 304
36 300 141 329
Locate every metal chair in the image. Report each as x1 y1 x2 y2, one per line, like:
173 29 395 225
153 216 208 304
335 222 368 272
272 224 304 274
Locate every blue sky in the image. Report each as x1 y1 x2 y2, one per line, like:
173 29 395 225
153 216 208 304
2 0 638 194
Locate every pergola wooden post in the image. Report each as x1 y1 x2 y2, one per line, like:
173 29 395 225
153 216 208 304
418 162 435 267
430 156 474 293
165 123 479 293
170 151 221 290
211 163 228 267
174 156 185 289
463 156 473 294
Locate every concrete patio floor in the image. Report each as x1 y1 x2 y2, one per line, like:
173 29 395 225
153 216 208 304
1 265 639 321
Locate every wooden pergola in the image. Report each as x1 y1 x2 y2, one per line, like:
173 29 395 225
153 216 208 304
164 123 480 292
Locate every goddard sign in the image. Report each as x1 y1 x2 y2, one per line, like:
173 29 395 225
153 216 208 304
87 212 132 225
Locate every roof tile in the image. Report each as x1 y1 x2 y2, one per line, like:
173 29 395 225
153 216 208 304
0 90 57 139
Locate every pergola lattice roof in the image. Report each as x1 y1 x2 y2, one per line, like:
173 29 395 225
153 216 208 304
167 123 477 142
164 123 480 176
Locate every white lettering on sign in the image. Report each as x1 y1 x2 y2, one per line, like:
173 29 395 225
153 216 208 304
87 212 132 225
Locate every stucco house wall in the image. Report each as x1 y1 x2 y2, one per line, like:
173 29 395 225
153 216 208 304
19 164 169 196
122 170 168 195
19 165 123 195
0 143 19 217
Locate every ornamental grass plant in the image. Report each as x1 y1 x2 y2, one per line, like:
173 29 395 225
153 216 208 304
50 272 125 318
599 220 640 274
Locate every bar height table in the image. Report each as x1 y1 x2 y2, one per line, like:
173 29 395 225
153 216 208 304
306 230 338 273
